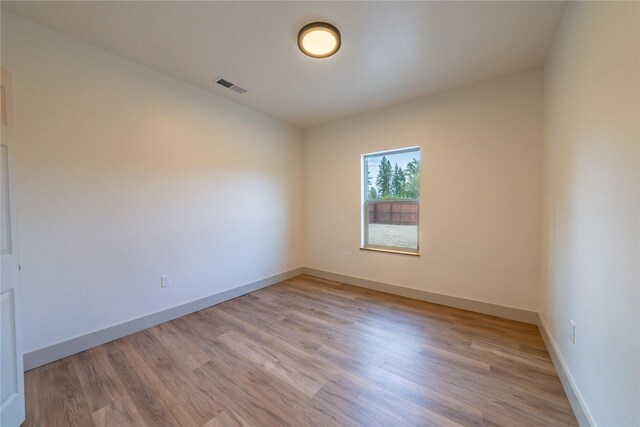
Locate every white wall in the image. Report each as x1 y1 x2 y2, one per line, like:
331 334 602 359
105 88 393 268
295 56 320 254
542 2 639 426
303 70 543 311
5 8 639 424
1 11 303 354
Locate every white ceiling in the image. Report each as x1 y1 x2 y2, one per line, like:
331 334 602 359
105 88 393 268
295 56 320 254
2 1 566 128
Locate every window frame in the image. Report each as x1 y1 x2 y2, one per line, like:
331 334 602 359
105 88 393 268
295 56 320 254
361 146 420 256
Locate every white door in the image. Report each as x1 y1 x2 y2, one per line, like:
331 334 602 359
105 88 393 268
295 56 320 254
0 67 25 426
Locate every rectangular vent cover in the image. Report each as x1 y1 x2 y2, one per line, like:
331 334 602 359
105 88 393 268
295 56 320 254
215 77 247 94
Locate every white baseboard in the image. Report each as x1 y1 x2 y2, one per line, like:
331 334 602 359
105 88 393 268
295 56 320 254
23 266 587 427
537 314 594 427
302 267 539 324
302 268 591 425
23 267 304 370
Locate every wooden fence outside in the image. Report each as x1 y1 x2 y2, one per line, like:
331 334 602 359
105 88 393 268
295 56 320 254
367 201 418 225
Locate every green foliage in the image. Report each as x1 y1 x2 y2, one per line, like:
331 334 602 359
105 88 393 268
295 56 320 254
368 187 378 200
402 174 420 199
402 158 420 199
406 158 419 177
391 163 405 197
368 156 420 200
375 156 392 198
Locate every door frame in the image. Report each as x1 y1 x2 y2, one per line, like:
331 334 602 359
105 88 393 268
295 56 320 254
1 65 26 427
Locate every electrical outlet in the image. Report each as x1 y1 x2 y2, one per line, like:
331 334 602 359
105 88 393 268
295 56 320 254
570 320 576 344
161 275 171 288
346 251 353 262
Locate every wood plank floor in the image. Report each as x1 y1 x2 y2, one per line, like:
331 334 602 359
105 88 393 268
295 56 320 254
25 275 577 426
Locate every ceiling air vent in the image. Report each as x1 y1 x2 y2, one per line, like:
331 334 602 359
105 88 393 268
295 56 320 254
214 77 247 94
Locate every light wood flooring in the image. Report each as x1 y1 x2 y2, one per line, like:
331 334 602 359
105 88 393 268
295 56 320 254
25 275 577 426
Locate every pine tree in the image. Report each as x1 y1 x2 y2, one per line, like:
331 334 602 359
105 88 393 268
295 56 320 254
405 158 420 178
391 163 405 197
403 158 420 198
375 156 392 197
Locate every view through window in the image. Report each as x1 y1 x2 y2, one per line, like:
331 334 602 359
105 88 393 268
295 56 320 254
363 147 420 253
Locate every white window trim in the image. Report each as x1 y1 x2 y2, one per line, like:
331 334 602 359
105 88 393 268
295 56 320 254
361 146 420 255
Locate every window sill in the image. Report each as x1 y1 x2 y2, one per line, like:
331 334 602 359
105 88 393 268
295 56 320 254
360 247 420 257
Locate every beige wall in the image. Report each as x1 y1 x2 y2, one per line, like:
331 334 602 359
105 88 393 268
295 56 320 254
542 2 640 425
303 70 543 311
1 11 303 353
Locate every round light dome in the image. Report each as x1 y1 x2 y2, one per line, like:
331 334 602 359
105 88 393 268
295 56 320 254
298 22 341 58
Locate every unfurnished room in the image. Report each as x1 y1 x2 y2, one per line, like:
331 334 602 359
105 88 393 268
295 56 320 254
0 1 638 426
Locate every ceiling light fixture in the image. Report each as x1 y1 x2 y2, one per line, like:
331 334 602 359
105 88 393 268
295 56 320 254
298 22 341 58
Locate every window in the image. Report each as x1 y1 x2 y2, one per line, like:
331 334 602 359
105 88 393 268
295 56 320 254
362 147 420 254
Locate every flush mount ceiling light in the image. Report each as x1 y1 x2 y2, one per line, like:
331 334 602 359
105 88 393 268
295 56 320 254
298 22 341 58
